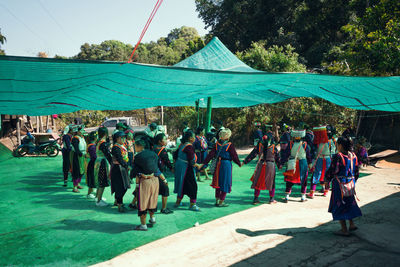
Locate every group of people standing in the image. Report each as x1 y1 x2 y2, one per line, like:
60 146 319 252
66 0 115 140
245 122 363 236
60 119 364 235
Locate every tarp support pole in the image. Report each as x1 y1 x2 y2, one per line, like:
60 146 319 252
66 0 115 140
160 106 164 125
195 100 200 127
205 97 212 133
17 116 21 145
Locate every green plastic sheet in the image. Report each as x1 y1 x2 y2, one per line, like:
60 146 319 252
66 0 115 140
0 37 399 115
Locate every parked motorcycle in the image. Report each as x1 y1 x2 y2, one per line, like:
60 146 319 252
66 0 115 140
13 139 60 157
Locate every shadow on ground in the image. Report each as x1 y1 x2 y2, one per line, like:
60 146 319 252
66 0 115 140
233 192 400 267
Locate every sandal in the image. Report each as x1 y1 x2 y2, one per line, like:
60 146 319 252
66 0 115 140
349 226 358 231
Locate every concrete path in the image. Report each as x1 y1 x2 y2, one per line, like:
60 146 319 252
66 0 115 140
95 159 400 267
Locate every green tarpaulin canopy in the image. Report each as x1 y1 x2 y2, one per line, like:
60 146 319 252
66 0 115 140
0 37 399 115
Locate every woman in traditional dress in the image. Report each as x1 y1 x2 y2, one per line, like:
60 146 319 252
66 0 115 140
243 134 280 204
201 128 241 207
86 131 98 199
61 125 73 187
95 127 112 207
110 131 130 212
325 136 362 236
125 129 135 167
173 130 201 211
154 133 173 173
71 125 87 193
309 126 331 198
281 129 312 202
193 126 210 182
152 133 174 214
132 139 162 231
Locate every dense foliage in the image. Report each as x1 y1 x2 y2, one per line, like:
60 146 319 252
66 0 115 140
195 0 396 70
73 26 204 65
323 0 400 76
0 28 5 55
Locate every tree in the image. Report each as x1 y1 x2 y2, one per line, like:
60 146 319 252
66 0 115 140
237 41 306 72
324 0 400 76
73 27 204 65
167 26 200 44
74 40 133 61
0 28 6 55
195 0 383 67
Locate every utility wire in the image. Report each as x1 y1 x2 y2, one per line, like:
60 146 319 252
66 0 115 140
37 0 75 45
0 3 48 47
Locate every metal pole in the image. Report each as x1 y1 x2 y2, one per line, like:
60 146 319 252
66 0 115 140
195 100 200 127
143 109 148 125
205 97 212 133
16 117 21 145
39 116 43 133
46 115 50 131
36 116 39 133
161 106 164 125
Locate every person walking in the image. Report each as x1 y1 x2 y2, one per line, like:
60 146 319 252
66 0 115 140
201 128 241 207
325 136 362 236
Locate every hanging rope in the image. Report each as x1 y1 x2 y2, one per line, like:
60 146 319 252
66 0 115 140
127 0 163 63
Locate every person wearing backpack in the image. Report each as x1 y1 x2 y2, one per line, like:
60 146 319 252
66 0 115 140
325 136 362 236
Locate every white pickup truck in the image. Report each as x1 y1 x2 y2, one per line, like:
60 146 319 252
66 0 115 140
85 117 147 135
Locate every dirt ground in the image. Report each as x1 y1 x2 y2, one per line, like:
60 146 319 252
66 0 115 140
95 154 400 267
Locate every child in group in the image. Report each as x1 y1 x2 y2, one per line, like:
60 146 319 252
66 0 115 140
325 136 362 236
86 132 98 199
131 139 163 231
355 137 369 167
125 129 135 167
153 133 174 214
243 134 280 204
71 125 87 193
173 130 201 211
194 126 210 182
281 129 312 202
61 125 73 187
309 126 331 198
95 127 112 207
154 133 173 173
201 128 241 207
110 131 130 212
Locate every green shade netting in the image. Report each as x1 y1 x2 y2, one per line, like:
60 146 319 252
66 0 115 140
0 37 399 115
174 37 259 72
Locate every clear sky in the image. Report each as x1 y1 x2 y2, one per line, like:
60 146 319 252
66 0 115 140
0 0 209 57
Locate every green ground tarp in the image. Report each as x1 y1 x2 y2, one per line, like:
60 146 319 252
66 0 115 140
0 153 371 266
1 37 399 115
